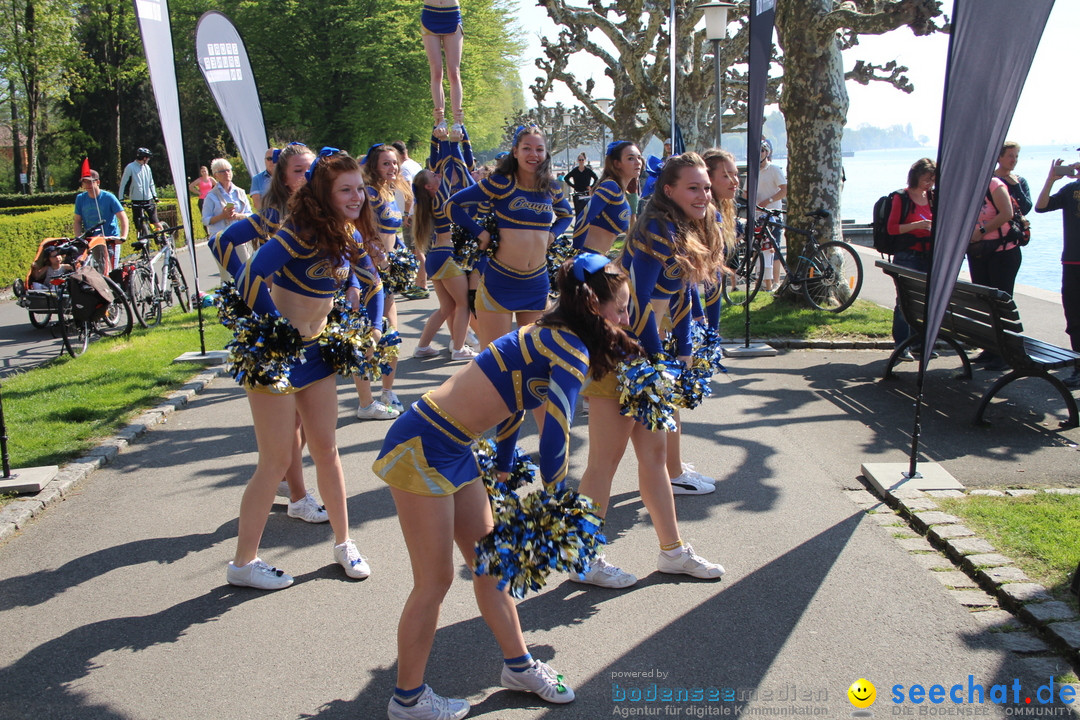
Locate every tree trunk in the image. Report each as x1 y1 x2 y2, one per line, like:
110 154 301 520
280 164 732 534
24 0 39 192
773 0 846 302
9 78 25 193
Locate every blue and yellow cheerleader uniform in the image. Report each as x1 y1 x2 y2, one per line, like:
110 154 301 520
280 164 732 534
571 178 631 251
373 324 589 496
424 129 475 280
421 3 462 36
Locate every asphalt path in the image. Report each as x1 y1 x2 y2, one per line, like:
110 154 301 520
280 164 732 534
1 258 1079 718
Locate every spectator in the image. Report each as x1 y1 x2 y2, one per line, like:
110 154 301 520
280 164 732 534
966 173 1018 371
1034 157 1080 388
30 246 73 290
74 167 129 268
249 148 275 211
994 141 1033 214
887 158 936 360
757 138 787 291
188 165 217 214
203 158 252 280
118 147 161 233
565 153 599 217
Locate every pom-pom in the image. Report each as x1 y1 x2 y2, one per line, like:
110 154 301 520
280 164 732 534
615 355 679 432
672 362 713 410
224 313 304 390
690 321 727 375
474 482 605 599
375 322 401 376
318 300 377 378
212 281 250 330
451 214 499 271
475 439 539 497
545 234 577 296
381 245 419 294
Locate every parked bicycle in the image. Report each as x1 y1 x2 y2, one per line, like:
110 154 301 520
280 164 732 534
123 224 190 327
722 207 864 312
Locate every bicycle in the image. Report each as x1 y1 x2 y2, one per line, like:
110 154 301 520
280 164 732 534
129 198 161 239
51 237 134 357
123 224 190 327
722 207 864 312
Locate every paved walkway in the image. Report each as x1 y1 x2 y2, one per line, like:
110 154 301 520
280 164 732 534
1 254 1078 719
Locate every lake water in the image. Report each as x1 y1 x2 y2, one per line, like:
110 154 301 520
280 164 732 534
774 145 1079 293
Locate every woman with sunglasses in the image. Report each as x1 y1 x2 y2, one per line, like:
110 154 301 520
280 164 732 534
374 253 638 720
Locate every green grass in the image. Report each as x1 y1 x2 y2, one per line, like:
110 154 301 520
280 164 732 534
719 292 893 339
938 493 1080 609
2 308 230 470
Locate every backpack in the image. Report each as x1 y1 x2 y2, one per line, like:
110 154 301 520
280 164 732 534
872 190 913 257
1003 193 1031 247
67 267 114 321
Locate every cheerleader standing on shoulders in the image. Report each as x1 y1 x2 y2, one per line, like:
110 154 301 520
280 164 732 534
571 140 641 255
362 143 413 415
221 148 371 590
412 124 478 361
374 254 638 720
421 0 465 139
447 124 573 348
211 143 330 524
573 152 727 589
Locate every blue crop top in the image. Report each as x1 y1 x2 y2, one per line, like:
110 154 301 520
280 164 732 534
210 206 285 282
447 173 573 238
367 186 404 235
429 133 476 236
350 240 386 332
236 222 352 316
474 324 589 486
571 178 631 250
620 218 693 357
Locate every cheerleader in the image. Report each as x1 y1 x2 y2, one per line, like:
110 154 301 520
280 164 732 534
574 153 727 589
219 148 371 590
362 143 414 415
374 254 638 719
421 0 465 139
412 125 478 360
447 124 573 348
571 140 642 255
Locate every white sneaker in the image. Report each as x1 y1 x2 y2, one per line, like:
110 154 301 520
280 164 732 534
413 345 441 359
387 685 469 720
500 660 575 704
287 493 329 523
680 462 716 485
226 557 293 590
657 544 725 579
334 539 371 579
449 123 465 142
670 471 715 495
382 389 404 413
276 481 290 497
569 555 637 589
356 400 399 421
466 330 479 347
450 346 477 361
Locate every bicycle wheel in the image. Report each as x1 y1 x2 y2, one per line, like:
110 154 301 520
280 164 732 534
721 244 764 306
801 241 864 312
95 276 134 338
128 264 161 327
57 289 89 358
168 259 190 312
29 309 52 328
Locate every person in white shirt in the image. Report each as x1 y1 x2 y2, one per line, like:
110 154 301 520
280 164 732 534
202 158 252 280
757 139 787 291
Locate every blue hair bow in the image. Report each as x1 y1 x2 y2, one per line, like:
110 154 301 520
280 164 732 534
645 155 664 178
606 141 629 158
305 146 342 181
512 125 527 146
571 251 611 282
361 142 384 166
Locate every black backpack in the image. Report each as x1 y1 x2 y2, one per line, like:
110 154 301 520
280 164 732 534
67 268 114 322
871 190 912 258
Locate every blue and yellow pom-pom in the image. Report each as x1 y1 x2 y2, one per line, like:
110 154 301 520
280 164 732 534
381 245 419 294
375 323 401 377
319 300 377 378
452 214 499 271
545 234 577 295
212 281 250 331
224 312 304 390
615 355 679 432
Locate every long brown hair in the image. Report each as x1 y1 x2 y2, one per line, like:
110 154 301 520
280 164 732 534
362 143 413 207
261 143 313 218
411 169 437 254
286 151 363 268
494 125 555 196
628 152 724 286
537 259 642 379
597 141 638 191
702 148 738 256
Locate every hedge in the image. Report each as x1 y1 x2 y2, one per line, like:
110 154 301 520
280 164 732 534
0 192 78 209
1 197 206 287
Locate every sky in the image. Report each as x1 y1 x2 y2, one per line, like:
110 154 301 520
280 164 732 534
512 1 1078 148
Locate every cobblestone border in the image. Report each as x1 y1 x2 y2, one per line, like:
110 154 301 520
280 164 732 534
0 366 225 543
845 484 1080 686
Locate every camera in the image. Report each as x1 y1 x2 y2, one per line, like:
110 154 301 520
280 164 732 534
1052 163 1078 178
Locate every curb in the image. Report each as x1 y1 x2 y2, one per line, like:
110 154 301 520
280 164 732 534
847 483 1080 680
0 366 225 544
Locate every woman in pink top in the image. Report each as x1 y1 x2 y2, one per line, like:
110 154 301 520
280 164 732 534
965 174 1017 370
188 165 217 213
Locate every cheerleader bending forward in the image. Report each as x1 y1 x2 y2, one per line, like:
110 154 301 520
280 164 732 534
373 254 638 720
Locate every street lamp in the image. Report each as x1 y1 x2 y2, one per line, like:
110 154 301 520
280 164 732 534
698 1 738 148
594 98 613 159
563 111 573 176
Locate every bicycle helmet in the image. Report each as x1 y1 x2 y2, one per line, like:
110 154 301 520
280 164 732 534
136 147 152 159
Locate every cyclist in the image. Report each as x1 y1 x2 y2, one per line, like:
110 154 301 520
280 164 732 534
119 147 162 235
74 167 129 269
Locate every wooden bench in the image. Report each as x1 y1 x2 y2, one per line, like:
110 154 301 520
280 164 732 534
877 260 1080 428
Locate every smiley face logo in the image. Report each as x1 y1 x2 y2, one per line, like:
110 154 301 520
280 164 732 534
848 678 876 709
